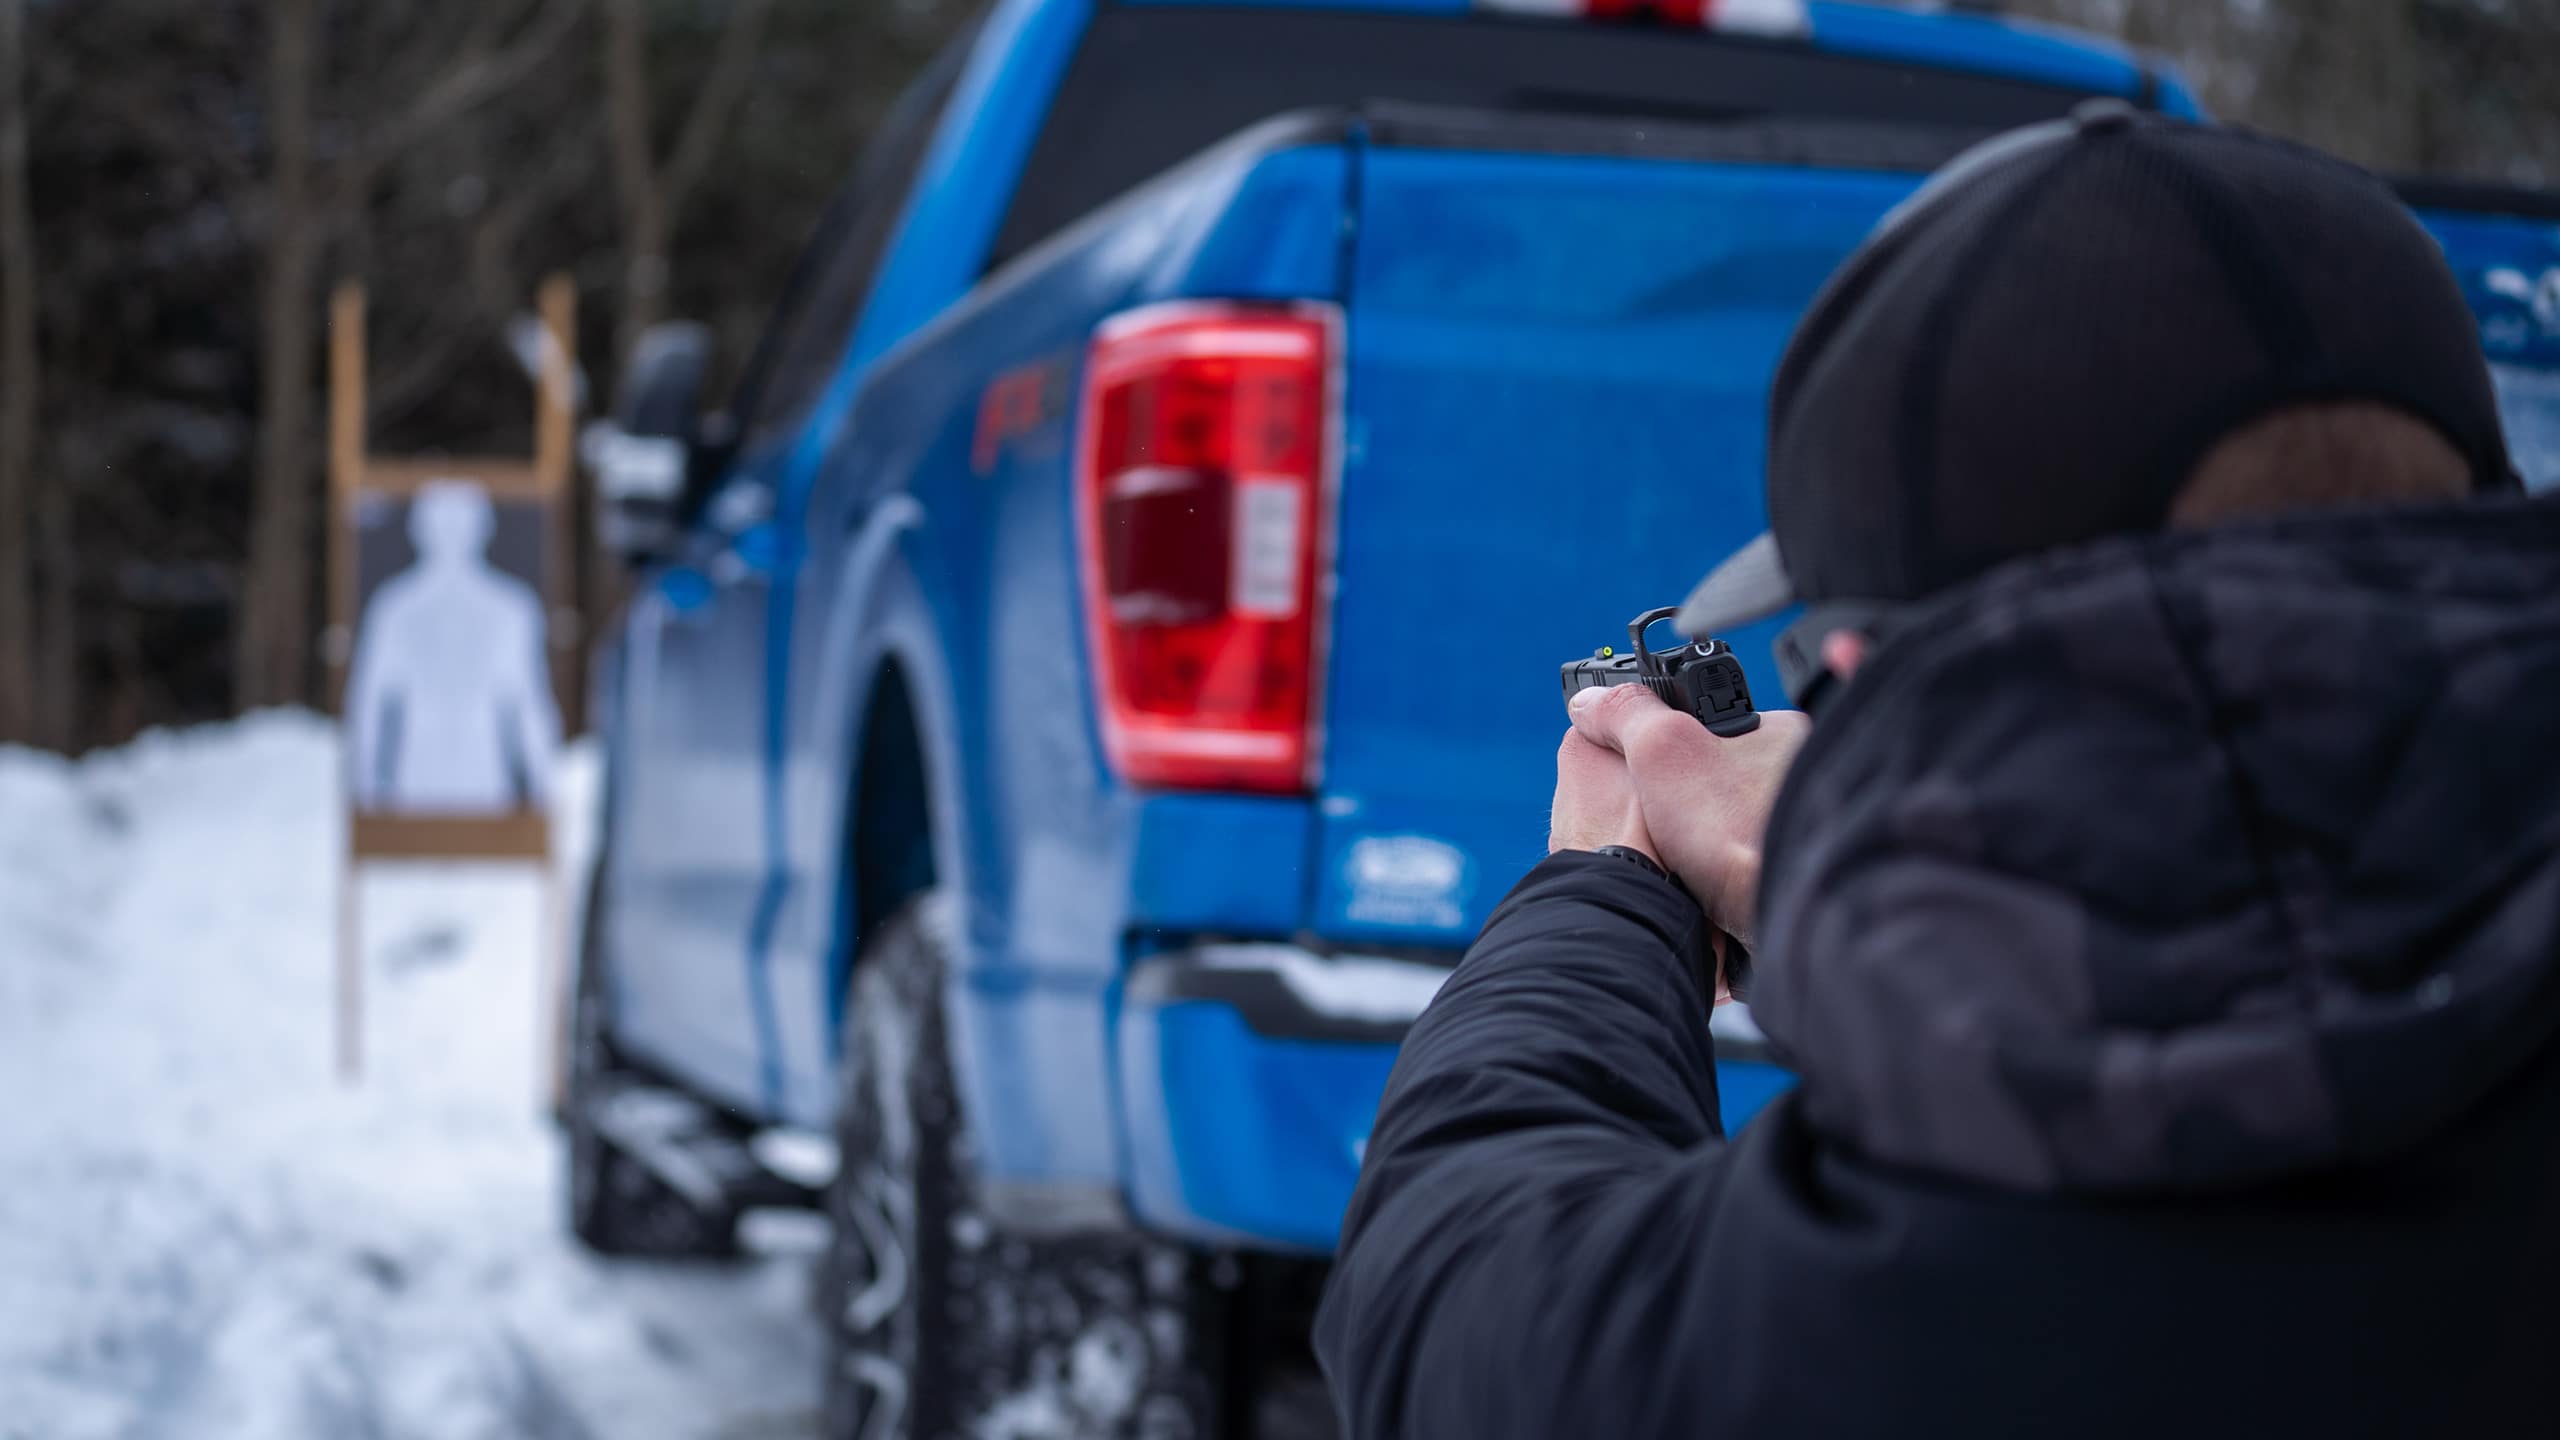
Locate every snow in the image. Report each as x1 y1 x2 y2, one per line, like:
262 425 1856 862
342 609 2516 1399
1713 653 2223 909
0 714 825 1439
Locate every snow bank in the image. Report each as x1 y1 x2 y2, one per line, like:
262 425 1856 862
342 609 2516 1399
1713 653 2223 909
0 714 821 1439
0 738 118 1027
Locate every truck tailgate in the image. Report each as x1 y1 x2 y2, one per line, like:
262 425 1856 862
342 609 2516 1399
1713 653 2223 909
1312 135 1923 944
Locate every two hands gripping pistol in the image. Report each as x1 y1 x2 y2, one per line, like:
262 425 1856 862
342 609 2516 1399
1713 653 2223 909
1558 605 1760 999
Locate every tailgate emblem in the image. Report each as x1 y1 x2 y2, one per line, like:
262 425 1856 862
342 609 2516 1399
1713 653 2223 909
1343 835 1471 930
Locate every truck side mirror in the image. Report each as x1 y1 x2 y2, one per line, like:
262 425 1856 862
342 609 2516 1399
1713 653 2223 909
590 322 713 567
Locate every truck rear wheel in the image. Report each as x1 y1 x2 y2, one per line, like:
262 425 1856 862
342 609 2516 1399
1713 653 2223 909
822 897 1226 1440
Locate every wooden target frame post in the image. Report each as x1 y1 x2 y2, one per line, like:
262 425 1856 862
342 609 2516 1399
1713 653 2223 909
328 276 580 1087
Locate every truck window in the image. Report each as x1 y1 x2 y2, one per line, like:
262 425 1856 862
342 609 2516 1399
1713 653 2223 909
989 7 2145 271
734 21 980 450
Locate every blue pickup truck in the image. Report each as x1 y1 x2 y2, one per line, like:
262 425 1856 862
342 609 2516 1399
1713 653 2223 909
562 0 2560 1432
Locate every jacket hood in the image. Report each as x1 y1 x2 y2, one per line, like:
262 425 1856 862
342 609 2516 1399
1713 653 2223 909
1753 496 2560 1194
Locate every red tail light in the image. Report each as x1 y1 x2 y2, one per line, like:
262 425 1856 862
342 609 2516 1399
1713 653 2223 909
1075 301 1340 793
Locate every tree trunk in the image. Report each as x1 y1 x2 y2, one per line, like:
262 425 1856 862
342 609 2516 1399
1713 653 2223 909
237 0 319 712
33 457 70 748
601 0 668 367
600 0 774 370
0 0 37 745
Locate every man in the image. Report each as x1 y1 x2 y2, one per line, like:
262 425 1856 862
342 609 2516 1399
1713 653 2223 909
1316 105 2558 1438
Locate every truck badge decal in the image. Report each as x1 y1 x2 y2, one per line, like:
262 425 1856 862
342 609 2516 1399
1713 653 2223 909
972 354 1072 474
1343 835 1472 930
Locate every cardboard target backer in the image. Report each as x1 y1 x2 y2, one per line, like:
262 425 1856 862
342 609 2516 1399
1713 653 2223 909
340 465 563 853
327 277 578 1082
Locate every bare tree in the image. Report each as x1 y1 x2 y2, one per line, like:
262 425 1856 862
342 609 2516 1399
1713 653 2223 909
234 0 320 713
601 0 776 364
0 0 35 743
2022 0 2560 183
23 0 963 745
32 477 69 746
233 0 590 713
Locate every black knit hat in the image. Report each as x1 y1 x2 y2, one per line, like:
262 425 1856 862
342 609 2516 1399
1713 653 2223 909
1678 100 2516 642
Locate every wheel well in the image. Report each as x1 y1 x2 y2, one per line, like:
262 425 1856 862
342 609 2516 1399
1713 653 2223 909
838 660 938 1034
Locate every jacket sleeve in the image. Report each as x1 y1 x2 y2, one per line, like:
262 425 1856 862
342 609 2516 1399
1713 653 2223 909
1314 850 1732 1439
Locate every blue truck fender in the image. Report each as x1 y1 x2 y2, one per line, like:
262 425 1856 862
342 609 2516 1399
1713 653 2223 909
817 534 967 1016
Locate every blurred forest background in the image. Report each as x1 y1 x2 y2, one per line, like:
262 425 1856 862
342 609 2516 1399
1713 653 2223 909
0 0 2555 752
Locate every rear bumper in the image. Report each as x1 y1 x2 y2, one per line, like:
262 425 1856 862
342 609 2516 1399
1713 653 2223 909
1113 942 1793 1254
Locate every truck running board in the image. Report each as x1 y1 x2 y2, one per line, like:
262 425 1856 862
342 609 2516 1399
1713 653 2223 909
588 1080 824 1213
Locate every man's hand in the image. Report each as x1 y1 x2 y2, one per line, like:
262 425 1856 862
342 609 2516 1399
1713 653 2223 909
1565 683 1812 947
1549 730 1658 859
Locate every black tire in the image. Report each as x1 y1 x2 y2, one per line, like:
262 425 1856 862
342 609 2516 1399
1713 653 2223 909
562 858 741 1258
822 896 1228 1440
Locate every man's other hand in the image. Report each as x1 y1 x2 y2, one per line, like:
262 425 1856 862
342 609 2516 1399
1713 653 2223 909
1565 683 1811 947
1550 730 1658 861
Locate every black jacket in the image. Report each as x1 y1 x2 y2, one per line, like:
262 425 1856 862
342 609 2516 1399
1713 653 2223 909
1316 500 2560 1439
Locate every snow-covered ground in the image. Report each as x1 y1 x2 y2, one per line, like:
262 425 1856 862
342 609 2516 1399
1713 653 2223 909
0 714 825 1440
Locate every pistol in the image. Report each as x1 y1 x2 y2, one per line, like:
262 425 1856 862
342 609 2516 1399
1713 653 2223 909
1560 606 1760 737
1558 605 1761 1000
